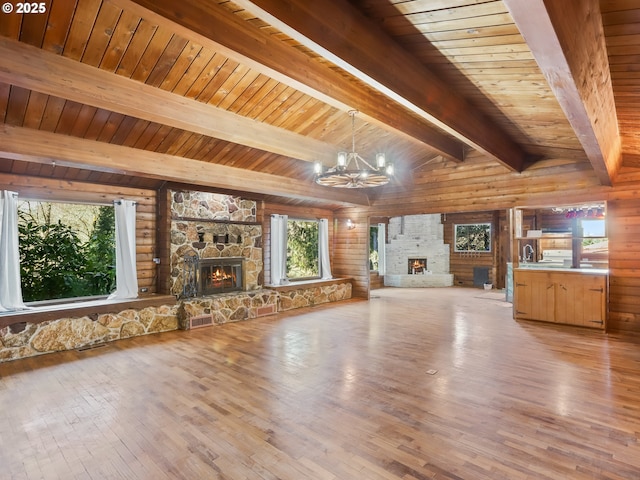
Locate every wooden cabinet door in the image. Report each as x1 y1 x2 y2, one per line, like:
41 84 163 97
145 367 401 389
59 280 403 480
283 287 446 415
555 274 606 329
528 273 556 322
555 276 578 326
514 273 532 320
514 271 555 322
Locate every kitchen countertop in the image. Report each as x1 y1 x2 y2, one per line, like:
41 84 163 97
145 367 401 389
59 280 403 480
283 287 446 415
515 265 608 275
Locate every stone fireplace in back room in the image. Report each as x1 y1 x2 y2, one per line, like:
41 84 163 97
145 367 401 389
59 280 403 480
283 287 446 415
385 214 453 287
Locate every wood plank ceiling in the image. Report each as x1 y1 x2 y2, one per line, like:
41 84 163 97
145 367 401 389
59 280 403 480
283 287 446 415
0 0 638 208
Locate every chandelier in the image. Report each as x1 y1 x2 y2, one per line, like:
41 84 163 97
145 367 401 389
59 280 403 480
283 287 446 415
314 110 394 188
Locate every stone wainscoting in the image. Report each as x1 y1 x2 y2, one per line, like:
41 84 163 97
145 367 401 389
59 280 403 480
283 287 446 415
177 279 353 329
178 290 279 329
0 279 352 362
0 303 178 363
272 278 353 311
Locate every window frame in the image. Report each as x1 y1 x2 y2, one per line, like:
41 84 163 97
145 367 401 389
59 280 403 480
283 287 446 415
454 223 492 253
285 217 321 281
369 224 379 272
580 218 606 238
16 198 117 305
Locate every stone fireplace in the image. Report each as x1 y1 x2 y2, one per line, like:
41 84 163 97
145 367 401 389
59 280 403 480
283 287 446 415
169 190 263 297
384 214 453 287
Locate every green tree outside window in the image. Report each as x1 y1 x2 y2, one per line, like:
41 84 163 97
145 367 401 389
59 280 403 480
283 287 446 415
286 219 319 279
18 201 116 302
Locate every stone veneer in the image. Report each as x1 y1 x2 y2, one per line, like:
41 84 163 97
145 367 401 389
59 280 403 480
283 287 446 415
178 290 279 329
277 282 353 311
0 285 353 364
177 282 353 329
0 304 178 362
170 191 262 296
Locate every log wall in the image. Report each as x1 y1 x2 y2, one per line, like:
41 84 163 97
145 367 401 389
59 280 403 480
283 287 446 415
370 272 385 290
442 211 503 288
608 198 640 333
333 212 370 299
156 185 172 295
370 153 608 216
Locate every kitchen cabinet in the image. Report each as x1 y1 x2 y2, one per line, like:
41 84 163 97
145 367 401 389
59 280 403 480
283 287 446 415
514 269 607 329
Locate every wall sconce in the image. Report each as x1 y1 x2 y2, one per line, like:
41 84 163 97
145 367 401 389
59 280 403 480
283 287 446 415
346 219 355 230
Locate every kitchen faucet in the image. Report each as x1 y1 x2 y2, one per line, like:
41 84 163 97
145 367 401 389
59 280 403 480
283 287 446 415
522 244 534 263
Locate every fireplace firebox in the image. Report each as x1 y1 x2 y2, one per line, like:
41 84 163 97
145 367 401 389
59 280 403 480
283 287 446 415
408 258 427 274
199 257 244 295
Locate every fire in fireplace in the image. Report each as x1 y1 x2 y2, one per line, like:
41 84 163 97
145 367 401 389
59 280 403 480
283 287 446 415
408 258 427 274
199 257 244 295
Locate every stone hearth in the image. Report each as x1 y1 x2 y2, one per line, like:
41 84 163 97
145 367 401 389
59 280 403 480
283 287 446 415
177 290 279 330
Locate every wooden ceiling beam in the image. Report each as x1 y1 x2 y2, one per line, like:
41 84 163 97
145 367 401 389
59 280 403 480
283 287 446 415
119 0 465 162
232 0 529 171
0 125 371 206
0 37 336 165
504 0 622 186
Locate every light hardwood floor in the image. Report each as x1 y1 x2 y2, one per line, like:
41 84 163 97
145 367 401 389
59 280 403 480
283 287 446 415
1 287 640 479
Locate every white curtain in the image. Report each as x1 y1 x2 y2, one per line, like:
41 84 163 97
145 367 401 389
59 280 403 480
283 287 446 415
318 218 332 279
0 191 25 311
270 214 288 285
109 200 138 299
377 223 386 275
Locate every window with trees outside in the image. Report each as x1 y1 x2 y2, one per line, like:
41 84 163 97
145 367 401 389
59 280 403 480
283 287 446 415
286 219 319 279
370 225 379 271
17 200 116 303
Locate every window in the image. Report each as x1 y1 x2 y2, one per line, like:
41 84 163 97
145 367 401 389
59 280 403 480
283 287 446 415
454 223 491 252
286 219 319 279
581 219 606 238
370 225 379 271
580 218 608 262
17 200 116 303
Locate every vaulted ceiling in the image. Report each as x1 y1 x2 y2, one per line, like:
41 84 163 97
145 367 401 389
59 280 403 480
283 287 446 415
0 0 638 210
